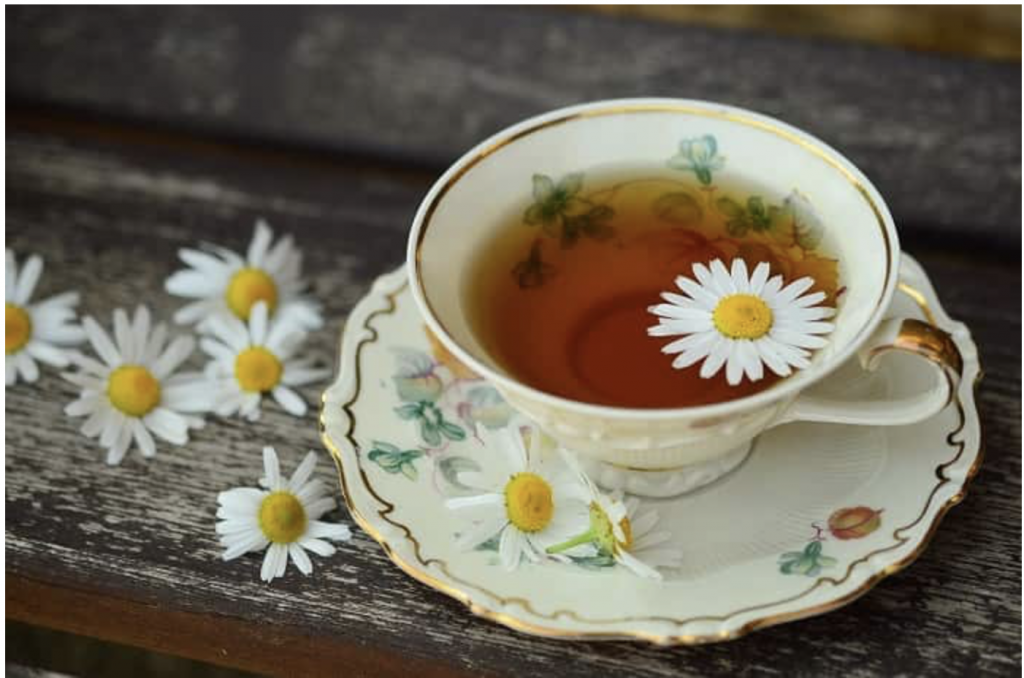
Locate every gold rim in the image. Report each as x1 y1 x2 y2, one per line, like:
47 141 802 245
412 102 896 420
319 276 982 644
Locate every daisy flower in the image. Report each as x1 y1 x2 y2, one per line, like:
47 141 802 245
648 258 836 385
62 306 213 465
5 249 86 385
548 453 683 580
200 300 328 421
445 424 591 571
165 219 322 330
216 446 352 583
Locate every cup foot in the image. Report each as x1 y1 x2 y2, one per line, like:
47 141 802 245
578 442 752 498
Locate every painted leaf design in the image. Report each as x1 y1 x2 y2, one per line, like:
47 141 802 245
653 192 703 225
438 456 481 491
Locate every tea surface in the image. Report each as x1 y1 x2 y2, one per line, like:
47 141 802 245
466 171 839 408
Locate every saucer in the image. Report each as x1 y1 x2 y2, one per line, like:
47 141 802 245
320 254 981 644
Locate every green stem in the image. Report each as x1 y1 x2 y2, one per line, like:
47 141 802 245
546 528 596 555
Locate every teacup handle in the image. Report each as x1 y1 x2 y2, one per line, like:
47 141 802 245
775 317 963 426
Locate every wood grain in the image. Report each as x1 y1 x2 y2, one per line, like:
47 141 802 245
6 6 1021 250
5 120 1020 677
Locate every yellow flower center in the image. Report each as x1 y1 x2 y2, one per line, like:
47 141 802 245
234 347 283 393
712 294 773 340
591 503 633 554
5 303 32 354
504 472 554 533
107 365 162 417
225 267 278 320
258 491 307 544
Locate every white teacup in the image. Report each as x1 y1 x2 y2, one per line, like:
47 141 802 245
407 98 962 497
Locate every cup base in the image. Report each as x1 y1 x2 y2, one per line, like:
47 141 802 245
577 442 753 498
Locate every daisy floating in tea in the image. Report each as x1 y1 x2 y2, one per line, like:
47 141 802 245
648 259 835 385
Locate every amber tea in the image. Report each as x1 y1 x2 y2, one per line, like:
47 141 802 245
465 170 840 409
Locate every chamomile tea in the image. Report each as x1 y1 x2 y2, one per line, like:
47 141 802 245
465 168 840 409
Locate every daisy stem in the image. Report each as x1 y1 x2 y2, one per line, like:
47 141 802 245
545 528 596 555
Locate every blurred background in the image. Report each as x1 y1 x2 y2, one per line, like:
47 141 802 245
6 4 1020 678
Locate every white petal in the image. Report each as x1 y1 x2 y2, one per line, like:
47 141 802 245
749 262 771 295
730 258 749 293
498 526 523 571
691 262 722 296
100 409 127 447
289 543 314 575
763 336 811 369
106 424 133 465
179 248 232 277
262 233 295 274
446 493 503 512
249 301 269 346
792 290 827 308
14 254 43 305
141 323 168 364
248 220 273 268
113 308 136 363
725 343 745 386
221 529 268 560
83 316 122 367
65 394 102 417
271 385 307 416
617 549 663 580
81 407 109 438
5 249 17 297
710 259 736 295
15 353 38 382
771 329 829 349
775 305 835 322
775 277 815 305
306 521 351 542
131 418 157 458
218 487 266 517
151 335 195 379
142 407 188 445
298 537 337 557
288 451 319 492
165 270 220 298
648 303 711 321
674 275 719 310
282 364 329 387
26 341 70 367
62 369 106 391
173 300 217 325
738 340 763 382
699 336 731 379
753 338 792 378
760 275 784 303
261 543 287 582
263 446 283 490
161 378 217 412
206 314 250 352
660 330 716 356
647 316 713 335
670 334 718 369
455 511 508 550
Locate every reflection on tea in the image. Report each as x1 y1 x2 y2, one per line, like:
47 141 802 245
466 170 840 409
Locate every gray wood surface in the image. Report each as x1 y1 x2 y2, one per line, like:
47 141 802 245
7 6 1021 250
6 124 1021 676
5 6 1022 678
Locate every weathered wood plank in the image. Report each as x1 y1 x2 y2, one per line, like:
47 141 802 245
5 126 1021 677
6 6 1021 248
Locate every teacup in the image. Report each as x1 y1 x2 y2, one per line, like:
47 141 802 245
407 98 962 497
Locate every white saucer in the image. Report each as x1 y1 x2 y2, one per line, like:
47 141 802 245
320 253 981 644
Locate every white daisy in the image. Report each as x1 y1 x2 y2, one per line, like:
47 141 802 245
550 452 683 580
648 258 836 385
165 218 322 330
216 446 352 583
62 306 213 465
5 249 86 385
445 423 591 571
200 300 328 421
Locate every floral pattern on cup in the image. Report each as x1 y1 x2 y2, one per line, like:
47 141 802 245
779 506 883 577
667 134 726 185
366 327 514 481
